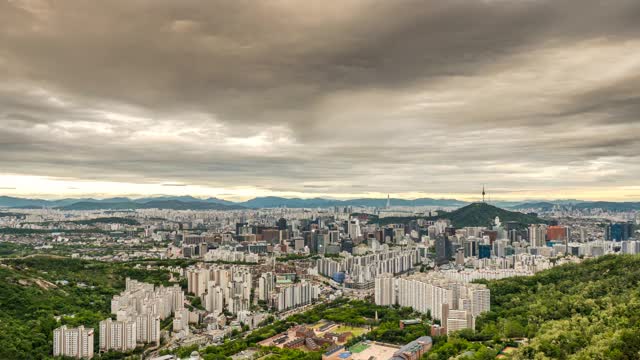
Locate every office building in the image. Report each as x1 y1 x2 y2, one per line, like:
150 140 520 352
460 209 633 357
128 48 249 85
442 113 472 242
606 223 634 242
435 236 452 265
478 244 491 259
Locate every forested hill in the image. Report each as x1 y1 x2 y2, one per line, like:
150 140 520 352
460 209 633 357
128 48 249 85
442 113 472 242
435 202 546 228
369 202 546 228
473 254 640 359
0 257 176 359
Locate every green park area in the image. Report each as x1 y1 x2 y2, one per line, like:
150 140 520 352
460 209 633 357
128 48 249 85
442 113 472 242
334 325 369 337
349 342 369 353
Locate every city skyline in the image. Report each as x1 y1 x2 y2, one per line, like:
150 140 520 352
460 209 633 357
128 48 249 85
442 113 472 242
2 0 640 201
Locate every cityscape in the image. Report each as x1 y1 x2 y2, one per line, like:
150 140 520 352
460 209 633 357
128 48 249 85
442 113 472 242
0 195 638 359
2 1 640 360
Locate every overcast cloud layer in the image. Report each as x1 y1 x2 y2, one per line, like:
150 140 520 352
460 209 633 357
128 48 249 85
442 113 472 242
1 0 640 201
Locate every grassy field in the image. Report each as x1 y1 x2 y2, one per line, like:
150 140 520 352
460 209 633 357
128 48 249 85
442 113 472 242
349 343 369 354
334 325 368 337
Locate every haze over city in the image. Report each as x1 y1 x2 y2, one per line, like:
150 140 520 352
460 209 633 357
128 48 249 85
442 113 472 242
1 0 639 202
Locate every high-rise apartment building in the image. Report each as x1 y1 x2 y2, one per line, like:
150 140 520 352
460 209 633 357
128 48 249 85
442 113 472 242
135 313 161 344
374 273 395 306
53 325 94 359
528 224 547 248
273 281 319 311
375 272 490 333
99 318 137 352
258 272 275 301
187 267 210 297
110 278 183 345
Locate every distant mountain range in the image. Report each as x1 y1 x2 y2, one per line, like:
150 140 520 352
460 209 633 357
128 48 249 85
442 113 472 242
509 201 640 211
56 200 243 211
239 196 467 209
0 195 241 210
0 195 638 211
0 195 466 210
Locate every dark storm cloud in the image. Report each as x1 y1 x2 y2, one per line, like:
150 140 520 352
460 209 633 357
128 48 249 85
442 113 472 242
1 0 639 198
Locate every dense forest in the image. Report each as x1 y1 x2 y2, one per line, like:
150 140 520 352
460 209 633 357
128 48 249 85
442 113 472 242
478 254 640 359
428 254 640 359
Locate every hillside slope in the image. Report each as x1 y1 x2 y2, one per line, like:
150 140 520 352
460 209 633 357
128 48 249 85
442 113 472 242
435 202 546 228
476 255 640 359
0 257 175 359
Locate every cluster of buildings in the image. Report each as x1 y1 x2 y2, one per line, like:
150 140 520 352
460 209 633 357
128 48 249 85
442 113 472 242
315 248 421 289
375 272 490 334
202 246 260 263
107 278 188 348
53 278 190 359
390 336 433 360
273 280 320 311
187 263 321 315
187 265 253 315
283 326 340 351
23 200 638 359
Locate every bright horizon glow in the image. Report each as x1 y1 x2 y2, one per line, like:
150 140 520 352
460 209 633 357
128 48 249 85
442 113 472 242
2 2 640 203
1 174 638 202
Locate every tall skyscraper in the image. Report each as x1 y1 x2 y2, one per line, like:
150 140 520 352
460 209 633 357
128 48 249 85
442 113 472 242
435 236 452 265
606 223 634 242
528 224 547 248
348 218 361 239
478 244 491 259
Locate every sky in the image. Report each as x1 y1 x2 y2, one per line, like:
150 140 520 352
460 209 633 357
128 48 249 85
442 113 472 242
1 0 639 202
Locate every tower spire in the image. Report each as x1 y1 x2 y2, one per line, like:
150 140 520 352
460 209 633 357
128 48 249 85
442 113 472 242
482 185 486 203
386 194 390 209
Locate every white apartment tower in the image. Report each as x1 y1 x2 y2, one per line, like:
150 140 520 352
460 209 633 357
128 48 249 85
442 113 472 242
529 224 547 248
187 268 209 297
374 273 395 306
348 218 361 239
53 325 94 359
99 318 137 352
135 313 161 344
258 272 275 301
204 284 225 314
